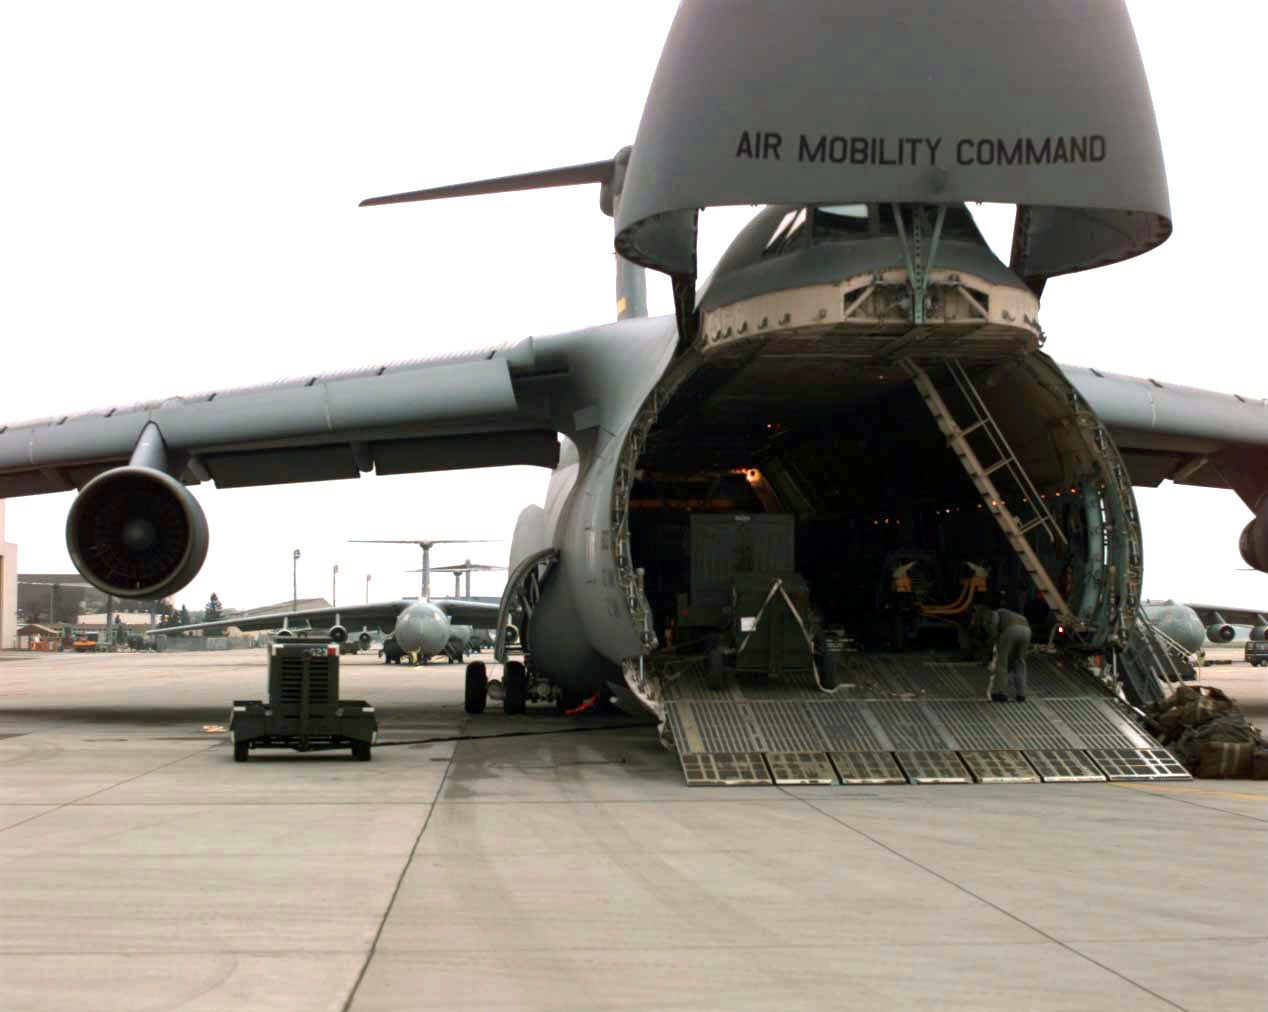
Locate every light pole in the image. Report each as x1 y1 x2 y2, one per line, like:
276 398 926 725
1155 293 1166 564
365 573 371 604
332 564 339 607
292 549 301 611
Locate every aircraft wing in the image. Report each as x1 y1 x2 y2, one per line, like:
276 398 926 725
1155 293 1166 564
152 600 409 636
1184 604 1267 627
432 598 502 628
0 343 565 498
1061 364 1268 507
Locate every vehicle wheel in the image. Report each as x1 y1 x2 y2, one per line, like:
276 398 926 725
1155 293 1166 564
503 660 527 715
352 741 372 761
233 740 249 763
465 661 488 714
705 639 725 691
814 633 838 690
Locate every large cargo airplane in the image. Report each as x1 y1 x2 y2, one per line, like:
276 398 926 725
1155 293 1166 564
1 2 1266 728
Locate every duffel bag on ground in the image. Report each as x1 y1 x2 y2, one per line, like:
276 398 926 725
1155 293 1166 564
1197 741 1254 779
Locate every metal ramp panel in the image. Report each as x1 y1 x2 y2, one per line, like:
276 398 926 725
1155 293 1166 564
959 750 1041 784
765 752 837 785
828 751 908 784
1023 749 1107 783
894 750 972 784
1037 698 1152 749
678 752 772 786
1085 748 1191 781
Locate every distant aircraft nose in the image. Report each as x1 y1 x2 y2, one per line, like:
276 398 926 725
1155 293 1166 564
394 605 449 655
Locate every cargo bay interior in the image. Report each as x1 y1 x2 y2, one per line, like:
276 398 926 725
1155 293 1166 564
626 346 1121 677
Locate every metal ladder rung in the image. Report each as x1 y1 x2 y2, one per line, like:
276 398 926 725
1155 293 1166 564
958 420 987 438
982 458 1013 477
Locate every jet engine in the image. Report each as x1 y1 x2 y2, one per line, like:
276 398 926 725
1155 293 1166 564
328 625 348 644
1252 625 1268 642
66 466 209 599
358 631 373 650
274 628 295 640
504 623 520 646
1206 623 1236 644
1239 505 1268 574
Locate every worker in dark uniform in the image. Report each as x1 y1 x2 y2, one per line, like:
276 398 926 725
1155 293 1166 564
984 607 1032 702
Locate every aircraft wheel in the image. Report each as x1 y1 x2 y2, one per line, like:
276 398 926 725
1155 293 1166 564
233 740 249 763
352 741 372 761
503 660 527 715
465 661 488 714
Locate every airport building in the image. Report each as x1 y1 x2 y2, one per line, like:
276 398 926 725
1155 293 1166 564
17 574 169 627
0 501 16 649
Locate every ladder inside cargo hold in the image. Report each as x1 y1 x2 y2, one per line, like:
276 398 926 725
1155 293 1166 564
901 358 1077 626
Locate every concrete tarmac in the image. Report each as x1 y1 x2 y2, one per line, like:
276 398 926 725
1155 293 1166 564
0 650 1264 1011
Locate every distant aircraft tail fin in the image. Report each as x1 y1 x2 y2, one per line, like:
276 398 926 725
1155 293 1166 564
360 146 647 321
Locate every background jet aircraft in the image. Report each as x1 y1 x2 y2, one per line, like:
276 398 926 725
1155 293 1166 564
2 2 1267 721
156 596 498 665
1182 604 1268 644
1140 601 1208 659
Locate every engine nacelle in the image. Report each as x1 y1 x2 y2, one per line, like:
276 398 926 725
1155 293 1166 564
66 466 209 599
1251 625 1268 643
504 623 520 646
328 625 348 644
274 628 295 640
1206 623 1235 644
1240 508 1268 574
358 631 373 649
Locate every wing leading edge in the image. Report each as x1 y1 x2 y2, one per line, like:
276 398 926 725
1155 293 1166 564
1061 364 1268 509
0 343 561 498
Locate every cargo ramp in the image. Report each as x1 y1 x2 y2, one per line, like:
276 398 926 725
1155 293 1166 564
660 651 1189 786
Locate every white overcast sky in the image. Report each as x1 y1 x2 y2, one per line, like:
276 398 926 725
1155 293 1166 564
1 2 1264 612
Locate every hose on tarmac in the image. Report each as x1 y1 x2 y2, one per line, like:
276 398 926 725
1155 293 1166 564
372 722 654 748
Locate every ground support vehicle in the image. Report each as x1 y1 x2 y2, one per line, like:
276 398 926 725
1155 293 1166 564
229 640 377 761
1246 640 1268 667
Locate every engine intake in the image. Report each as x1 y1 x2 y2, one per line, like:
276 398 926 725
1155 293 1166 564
329 625 348 644
1206 623 1235 644
66 466 209 599
1240 505 1268 574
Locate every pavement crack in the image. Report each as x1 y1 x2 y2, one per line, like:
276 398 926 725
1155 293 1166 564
0 743 218 836
1108 783 1268 825
342 722 458 1011
782 788 1193 1012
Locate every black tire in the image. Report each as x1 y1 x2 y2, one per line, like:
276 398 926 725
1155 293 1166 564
705 639 725 691
503 660 527 715
814 633 839 690
233 740 249 763
352 741 372 761
465 661 488 715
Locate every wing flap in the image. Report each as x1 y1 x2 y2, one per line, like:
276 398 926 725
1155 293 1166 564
372 430 559 476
